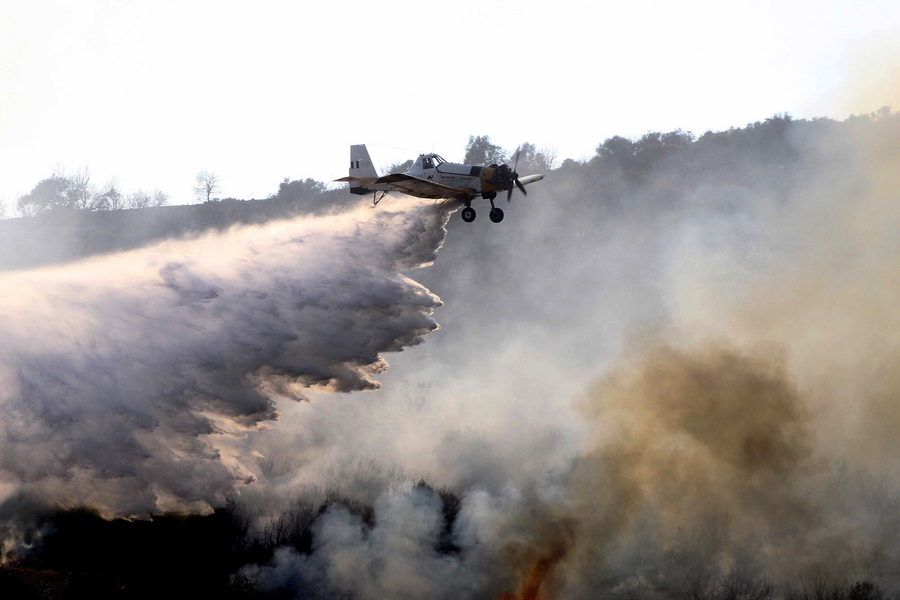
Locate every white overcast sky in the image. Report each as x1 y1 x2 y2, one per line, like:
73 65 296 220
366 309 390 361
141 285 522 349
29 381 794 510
1 0 898 209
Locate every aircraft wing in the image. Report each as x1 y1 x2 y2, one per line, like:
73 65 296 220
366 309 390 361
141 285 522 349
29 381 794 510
372 173 475 201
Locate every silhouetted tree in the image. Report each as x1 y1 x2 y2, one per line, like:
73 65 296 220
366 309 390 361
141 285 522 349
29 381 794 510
17 174 70 216
273 177 327 202
464 135 507 165
64 167 94 210
93 180 124 211
558 158 581 171
153 190 169 207
513 142 537 168
128 189 169 209
533 146 558 171
385 159 414 174
596 135 637 161
195 170 222 203
512 142 558 172
631 129 695 174
16 169 169 215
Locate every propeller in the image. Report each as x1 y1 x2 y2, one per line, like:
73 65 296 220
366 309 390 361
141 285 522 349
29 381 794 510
506 150 527 203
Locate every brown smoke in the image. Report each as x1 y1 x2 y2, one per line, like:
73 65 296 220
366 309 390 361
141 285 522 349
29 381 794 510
552 345 817 591
579 344 812 514
517 113 900 597
670 111 900 475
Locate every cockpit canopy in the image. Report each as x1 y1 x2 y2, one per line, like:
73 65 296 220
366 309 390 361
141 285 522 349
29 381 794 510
417 153 446 170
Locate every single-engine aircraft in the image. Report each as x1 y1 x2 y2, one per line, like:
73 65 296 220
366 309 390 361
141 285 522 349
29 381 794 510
335 144 545 223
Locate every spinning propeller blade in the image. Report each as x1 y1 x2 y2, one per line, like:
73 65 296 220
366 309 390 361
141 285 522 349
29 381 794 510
507 150 527 202
516 178 527 196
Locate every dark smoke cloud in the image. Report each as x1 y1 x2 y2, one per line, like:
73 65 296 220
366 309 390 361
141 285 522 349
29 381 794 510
0 200 449 517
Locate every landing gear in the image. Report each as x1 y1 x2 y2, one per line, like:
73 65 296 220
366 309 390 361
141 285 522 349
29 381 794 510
460 200 504 224
487 196 503 223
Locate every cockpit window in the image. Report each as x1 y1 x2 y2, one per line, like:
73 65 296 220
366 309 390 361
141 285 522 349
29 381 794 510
422 157 434 169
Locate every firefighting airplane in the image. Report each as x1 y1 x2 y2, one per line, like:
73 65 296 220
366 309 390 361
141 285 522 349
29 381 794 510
335 144 545 223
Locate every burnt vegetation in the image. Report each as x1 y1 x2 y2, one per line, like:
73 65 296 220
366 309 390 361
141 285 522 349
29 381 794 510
0 478 465 599
3 462 894 599
1 110 898 598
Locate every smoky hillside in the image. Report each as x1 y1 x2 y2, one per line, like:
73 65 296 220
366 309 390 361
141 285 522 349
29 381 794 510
246 111 900 599
389 111 900 479
0 178 358 272
1 111 899 600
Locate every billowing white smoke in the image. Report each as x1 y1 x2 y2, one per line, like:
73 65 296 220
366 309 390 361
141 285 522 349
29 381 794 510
0 200 450 517
241 485 563 600
248 488 476 599
237 114 900 600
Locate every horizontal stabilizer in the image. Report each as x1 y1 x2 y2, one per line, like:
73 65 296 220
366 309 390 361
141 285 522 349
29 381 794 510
334 176 377 196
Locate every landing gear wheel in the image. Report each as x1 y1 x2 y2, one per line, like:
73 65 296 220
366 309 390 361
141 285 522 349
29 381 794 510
489 207 504 223
461 206 476 222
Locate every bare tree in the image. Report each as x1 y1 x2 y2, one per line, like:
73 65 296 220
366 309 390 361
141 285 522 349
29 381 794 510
150 189 169 207
534 146 558 171
127 188 169 209
94 179 124 211
195 170 221 202
128 190 150 209
511 143 557 172
16 168 170 215
65 167 94 210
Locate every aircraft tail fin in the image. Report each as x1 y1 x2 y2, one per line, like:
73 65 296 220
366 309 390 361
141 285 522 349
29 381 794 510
349 144 378 179
334 144 379 195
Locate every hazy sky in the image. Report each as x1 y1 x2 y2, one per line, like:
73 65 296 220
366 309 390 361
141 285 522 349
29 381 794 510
1 0 897 209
